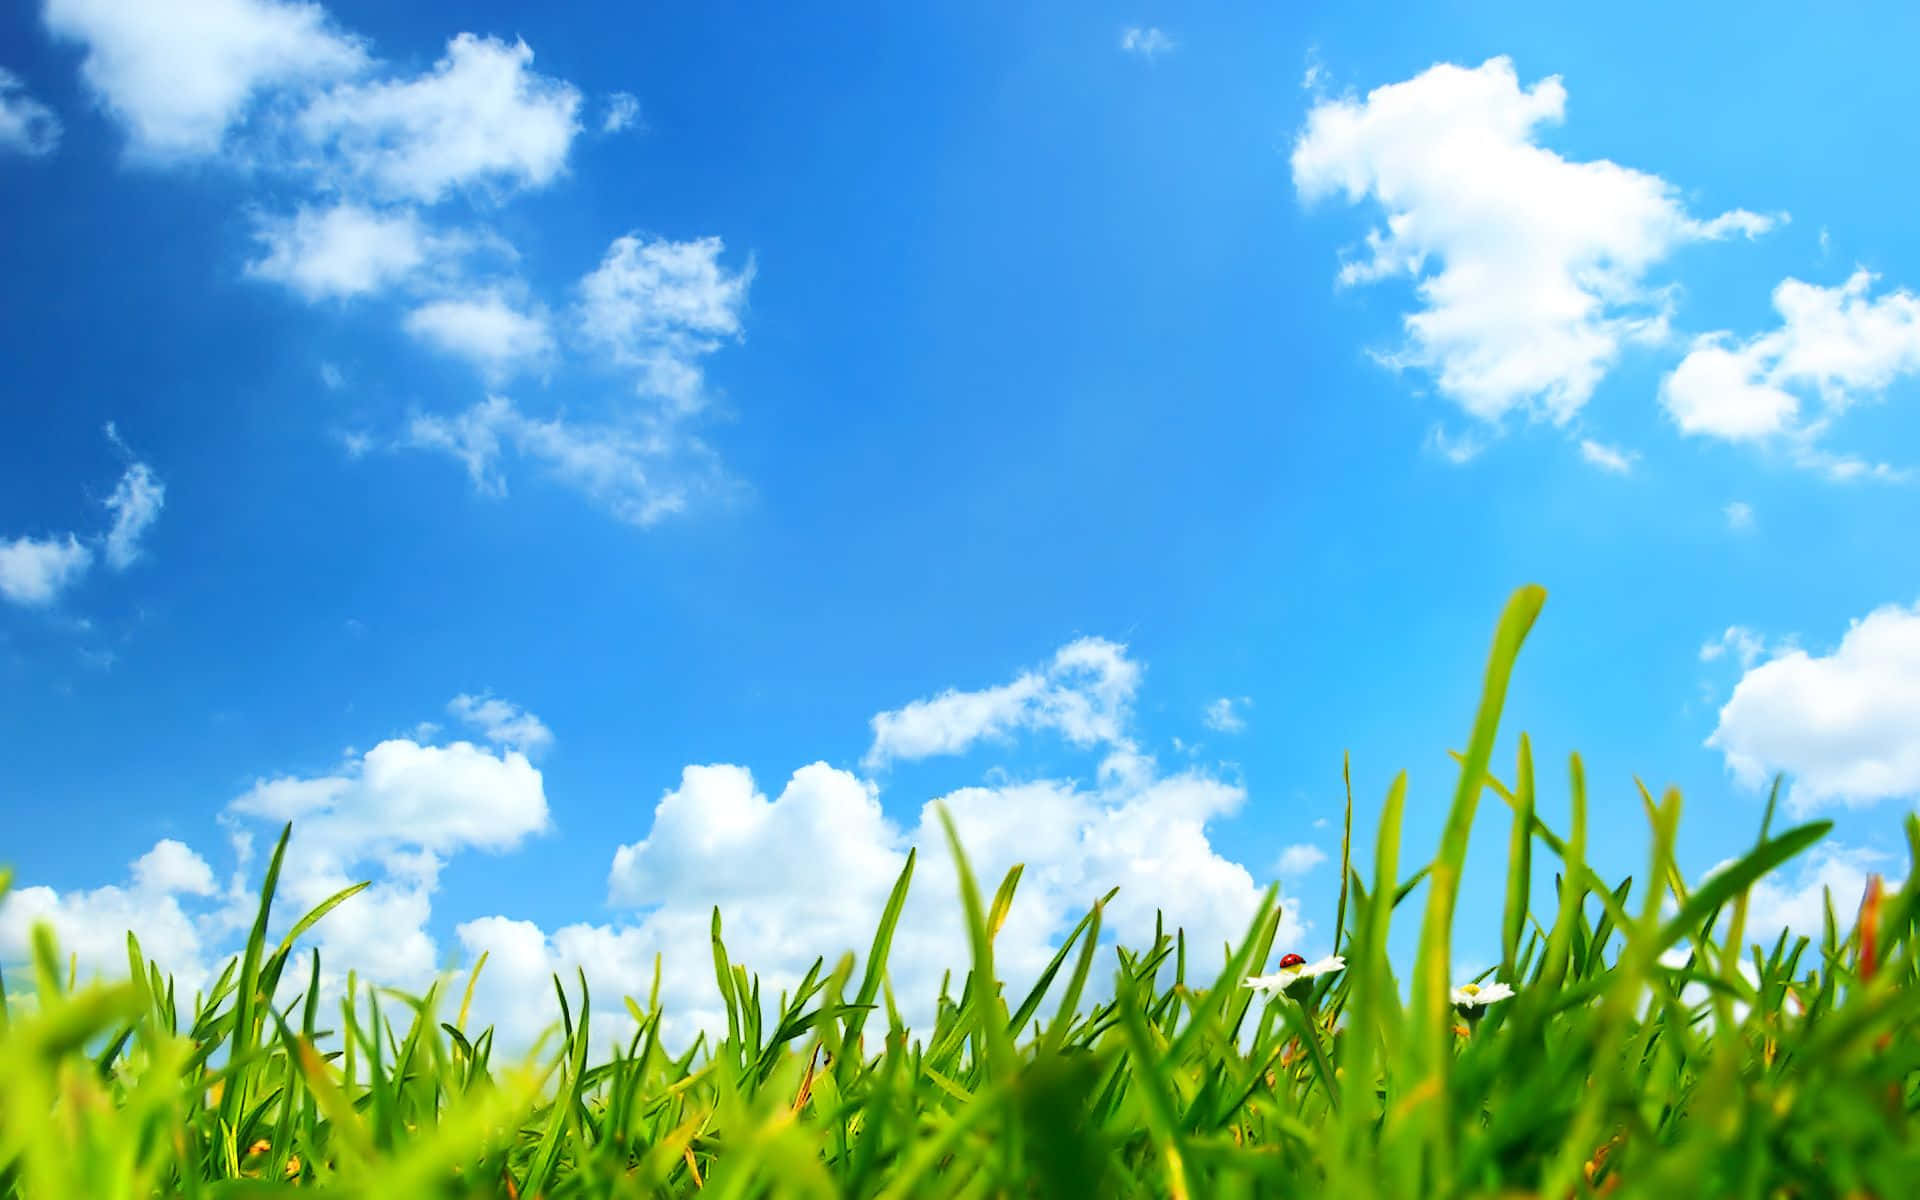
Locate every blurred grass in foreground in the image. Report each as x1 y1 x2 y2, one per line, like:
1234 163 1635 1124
3 585 1917 1198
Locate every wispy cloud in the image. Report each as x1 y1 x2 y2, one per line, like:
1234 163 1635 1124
1120 27 1175 60
865 638 1141 770
448 693 555 758
1275 843 1327 878
602 91 641 134
103 442 166 570
1700 625 1765 670
0 66 61 156
1203 696 1250 733
1578 439 1639 475
0 426 163 609
47 4 757 531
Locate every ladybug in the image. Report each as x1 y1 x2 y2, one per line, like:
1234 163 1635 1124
1277 953 1306 970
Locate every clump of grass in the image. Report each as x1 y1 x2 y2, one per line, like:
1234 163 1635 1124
3 585 1917 1197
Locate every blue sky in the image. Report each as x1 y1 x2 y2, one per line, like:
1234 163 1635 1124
4 0 1920 1041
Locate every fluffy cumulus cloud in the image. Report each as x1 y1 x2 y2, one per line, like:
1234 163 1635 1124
0 840 219 992
219 707 551 986
1734 843 1896 944
1 699 549 1011
43 0 367 158
444 641 1280 1051
0 535 94 608
246 203 432 301
0 427 163 608
465 745 1285 1050
1662 271 1920 477
1292 56 1777 430
0 67 62 156
229 737 548 858
4 649 1290 1056
295 33 581 202
405 292 553 378
1707 601 1920 813
864 637 1141 769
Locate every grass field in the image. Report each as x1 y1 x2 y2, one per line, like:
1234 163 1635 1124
2 585 1916 1197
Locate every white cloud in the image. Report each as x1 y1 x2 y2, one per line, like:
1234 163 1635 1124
391 234 758 528
404 394 718 527
1275 843 1328 878
2 706 548 1020
0 428 163 607
1293 56 1777 428
467 750 1288 1051
577 234 754 414
405 292 552 378
3 646 1293 1059
1724 500 1754 531
448 692 554 758
0 67 62 156
1662 271 1920 474
1204 696 1250 733
229 737 548 859
1301 49 1326 92
1735 843 1895 944
246 202 433 301
1120 27 1175 59
1707 600 1920 812
99 423 165 570
0 838 220 991
602 91 640 134
103 460 165 570
225 725 551 986
865 637 1142 769
1425 424 1485 464
1700 625 1765 670
43 0 366 159
296 33 580 202
44 4 751 534
454 639 1293 1050
0 536 94 608
403 396 512 493
1578 438 1638 474
607 763 901 917
131 839 217 896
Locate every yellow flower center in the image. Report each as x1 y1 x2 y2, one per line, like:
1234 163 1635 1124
1461 983 1480 996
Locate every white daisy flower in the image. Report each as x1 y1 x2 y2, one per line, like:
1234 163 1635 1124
1450 980 1515 1008
1245 953 1345 998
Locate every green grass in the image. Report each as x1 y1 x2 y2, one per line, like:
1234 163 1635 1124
3 585 1918 1197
